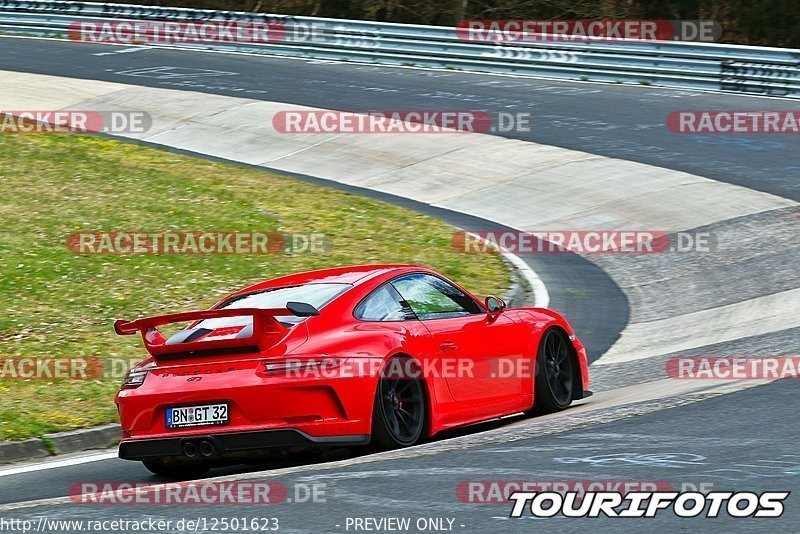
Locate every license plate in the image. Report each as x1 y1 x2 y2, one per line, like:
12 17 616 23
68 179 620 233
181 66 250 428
166 403 228 429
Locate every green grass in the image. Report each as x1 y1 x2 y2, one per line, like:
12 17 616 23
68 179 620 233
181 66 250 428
0 133 510 441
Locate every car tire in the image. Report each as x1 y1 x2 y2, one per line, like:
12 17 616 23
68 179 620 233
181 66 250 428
528 328 574 415
142 459 210 479
371 358 427 449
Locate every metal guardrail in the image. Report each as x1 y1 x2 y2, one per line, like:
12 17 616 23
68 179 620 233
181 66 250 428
0 0 798 98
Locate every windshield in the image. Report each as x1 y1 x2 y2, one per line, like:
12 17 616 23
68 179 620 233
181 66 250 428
197 283 351 328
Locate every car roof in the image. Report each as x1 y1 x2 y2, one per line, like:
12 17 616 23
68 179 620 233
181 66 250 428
229 264 426 296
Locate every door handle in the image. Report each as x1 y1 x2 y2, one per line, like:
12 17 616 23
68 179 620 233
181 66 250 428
439 341 459 351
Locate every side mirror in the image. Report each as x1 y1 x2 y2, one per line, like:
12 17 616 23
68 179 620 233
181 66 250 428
485 295 506 314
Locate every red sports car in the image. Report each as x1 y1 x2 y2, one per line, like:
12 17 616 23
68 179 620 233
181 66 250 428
114 265 590 477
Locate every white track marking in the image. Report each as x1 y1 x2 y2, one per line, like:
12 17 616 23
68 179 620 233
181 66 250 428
0 450 118 478
465 232 549 308
503 247 549 308
93 47 149 57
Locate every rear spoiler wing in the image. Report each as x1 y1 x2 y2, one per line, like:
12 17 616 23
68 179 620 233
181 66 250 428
114 302 319 358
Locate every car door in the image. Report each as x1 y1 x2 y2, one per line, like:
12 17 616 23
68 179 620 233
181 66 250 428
391 273 526 405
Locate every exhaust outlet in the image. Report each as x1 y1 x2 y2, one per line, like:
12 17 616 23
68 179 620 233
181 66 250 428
198 441 215 457
182 442 197 458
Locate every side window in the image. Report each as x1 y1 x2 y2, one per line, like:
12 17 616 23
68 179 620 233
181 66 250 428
354 284 409 322
391 274 482 320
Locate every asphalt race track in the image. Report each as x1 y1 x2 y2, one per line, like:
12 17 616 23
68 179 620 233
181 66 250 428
0 36 798 533
2 381 798 531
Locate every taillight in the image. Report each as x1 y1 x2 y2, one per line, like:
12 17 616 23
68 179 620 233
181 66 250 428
259 358 347 377
122 369 148 388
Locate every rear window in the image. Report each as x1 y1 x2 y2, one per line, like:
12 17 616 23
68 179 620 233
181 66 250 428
197 283 351 328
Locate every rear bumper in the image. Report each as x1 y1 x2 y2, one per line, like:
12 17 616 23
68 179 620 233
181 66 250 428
115 356 385 443
118 428 370 461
